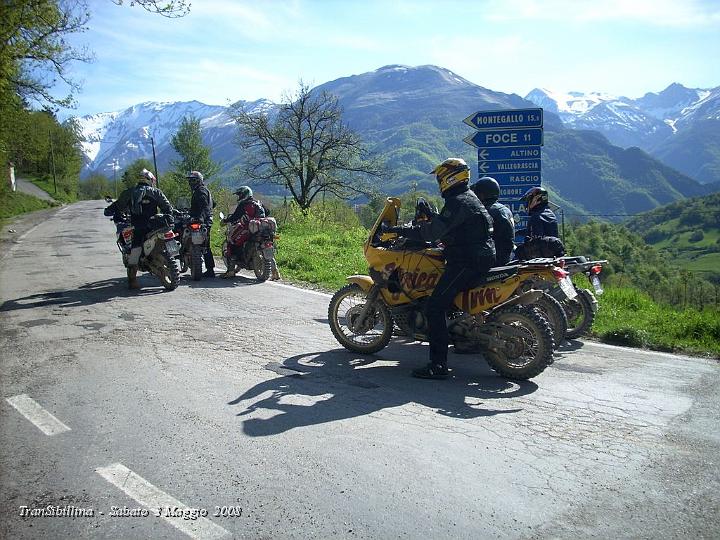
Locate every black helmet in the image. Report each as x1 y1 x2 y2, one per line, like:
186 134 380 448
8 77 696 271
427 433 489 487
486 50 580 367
521 186 548 211
186 170 204 189
471 176 500 202
234 185 253 203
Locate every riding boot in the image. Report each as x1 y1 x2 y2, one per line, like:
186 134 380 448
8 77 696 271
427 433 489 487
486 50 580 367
127 266 140 289
271 267 281 281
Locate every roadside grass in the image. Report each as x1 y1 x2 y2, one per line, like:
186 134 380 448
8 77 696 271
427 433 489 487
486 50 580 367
0 189 55 221
28 175 77 203
209 211 367 289
593 287 720 358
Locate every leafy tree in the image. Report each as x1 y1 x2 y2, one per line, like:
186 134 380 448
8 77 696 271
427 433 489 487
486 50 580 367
231 81 384 212
120 158 155 190
169 115 220 181
0 1 92 110
79 172 112 200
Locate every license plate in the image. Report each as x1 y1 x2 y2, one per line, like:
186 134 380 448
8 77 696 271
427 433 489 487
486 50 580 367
559 277 577 299
166 240 180 256
590 275 604 295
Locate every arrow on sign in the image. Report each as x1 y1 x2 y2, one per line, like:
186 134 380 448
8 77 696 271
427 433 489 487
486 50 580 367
478 162 489 174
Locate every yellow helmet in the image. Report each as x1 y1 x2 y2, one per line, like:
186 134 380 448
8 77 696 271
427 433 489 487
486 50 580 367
430 158 470 194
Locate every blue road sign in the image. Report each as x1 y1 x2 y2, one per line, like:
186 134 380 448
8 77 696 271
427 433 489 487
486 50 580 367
463 108 543 130
487 172 541 185
477 147 542 161
478 159 541 175
463 128 543 149
498 201 528 214
499 184 539 199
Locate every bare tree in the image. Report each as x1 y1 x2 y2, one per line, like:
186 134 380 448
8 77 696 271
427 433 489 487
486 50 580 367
230 82 384 211
111 1 191 18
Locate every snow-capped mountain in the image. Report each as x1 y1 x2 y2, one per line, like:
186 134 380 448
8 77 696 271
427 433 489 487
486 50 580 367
75 65 715 202
78 99 273 177
525 83 717 144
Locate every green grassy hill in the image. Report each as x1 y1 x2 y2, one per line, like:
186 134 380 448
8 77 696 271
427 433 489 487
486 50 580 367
624 192 720 280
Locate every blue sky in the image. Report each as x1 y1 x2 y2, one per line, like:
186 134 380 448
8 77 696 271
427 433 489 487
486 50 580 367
64 0 720 117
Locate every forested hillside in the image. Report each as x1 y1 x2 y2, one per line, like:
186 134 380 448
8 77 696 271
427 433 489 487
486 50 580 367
624 192 720 280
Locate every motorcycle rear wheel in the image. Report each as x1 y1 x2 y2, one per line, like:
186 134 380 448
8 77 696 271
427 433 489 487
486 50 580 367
160 254 181 291
535 292 568 347
328 284 393 354
191 246 203 281
483 304 553 380
253 251 271 282
563 288 597 339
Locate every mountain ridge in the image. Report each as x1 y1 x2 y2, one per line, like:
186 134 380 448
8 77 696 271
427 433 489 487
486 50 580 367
76 64 713 218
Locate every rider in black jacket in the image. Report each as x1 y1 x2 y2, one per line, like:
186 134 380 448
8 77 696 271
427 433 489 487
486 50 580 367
104 169 174 289
515 186 565 259
388 158 496 379
470 176 515 265
518 186 559 238
187 171 216 278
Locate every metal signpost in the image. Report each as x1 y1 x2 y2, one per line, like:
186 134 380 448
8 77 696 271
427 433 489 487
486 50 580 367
462 108 544 240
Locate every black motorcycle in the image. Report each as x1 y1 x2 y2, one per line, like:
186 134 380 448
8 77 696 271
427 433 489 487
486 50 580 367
173 210 210 281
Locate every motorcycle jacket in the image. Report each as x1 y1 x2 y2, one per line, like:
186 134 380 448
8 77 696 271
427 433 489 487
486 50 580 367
189 185 214 225
484 199 515 266
395 183 496 267
518 203 559 238
226 197 265 224
104 182 173 228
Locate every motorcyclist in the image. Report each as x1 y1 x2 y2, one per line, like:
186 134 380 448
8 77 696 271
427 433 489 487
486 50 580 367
470 176 515 265
518 186 558 238
104 168 174 289
386 158 496 379
186 170 216 278
219 186 265 278
516 186 565 259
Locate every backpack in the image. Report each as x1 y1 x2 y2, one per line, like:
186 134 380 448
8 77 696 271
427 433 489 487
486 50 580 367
130 184 150 216
516 236 566 260
258 200 270 217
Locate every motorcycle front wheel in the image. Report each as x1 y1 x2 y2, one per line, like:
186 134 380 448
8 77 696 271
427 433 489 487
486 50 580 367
483 304 553 380
253 251 271 282
328 284 393 354
159 253 181 291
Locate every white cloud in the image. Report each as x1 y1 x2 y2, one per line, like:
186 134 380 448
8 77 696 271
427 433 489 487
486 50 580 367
484 0 720 27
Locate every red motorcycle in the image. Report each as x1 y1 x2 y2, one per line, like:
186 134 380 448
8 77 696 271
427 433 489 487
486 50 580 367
218 212 277 282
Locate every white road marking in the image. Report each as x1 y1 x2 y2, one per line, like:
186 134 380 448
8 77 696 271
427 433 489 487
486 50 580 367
96 463 230 540
266 280 332 298
584 340 710 362
5 394 71 436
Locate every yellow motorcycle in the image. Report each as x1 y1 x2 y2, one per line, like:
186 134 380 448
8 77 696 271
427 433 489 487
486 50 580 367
328 197 570 380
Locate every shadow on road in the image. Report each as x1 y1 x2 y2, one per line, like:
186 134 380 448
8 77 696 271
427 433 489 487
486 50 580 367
0 276 165 312
181 274 267 289
229 346 538 436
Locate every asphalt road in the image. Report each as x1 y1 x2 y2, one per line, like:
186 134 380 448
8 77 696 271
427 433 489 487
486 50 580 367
14 177 57 202
1 201 718 539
